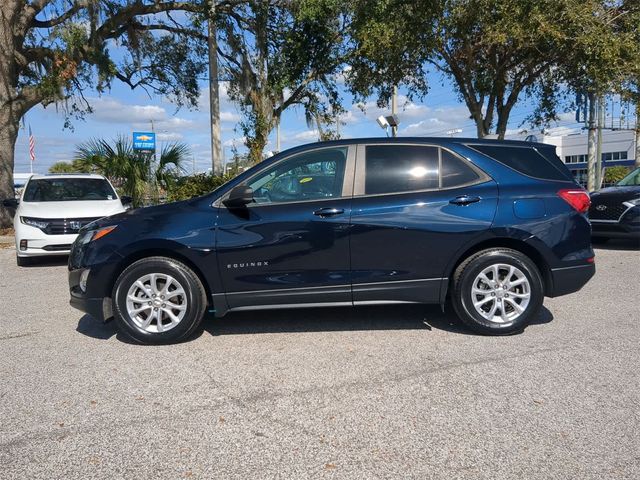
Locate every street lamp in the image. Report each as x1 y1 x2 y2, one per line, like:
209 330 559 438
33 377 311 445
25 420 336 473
377 114 400 137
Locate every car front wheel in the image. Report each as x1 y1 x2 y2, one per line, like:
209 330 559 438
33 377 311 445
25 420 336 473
451 248 544 335
112 256 207 344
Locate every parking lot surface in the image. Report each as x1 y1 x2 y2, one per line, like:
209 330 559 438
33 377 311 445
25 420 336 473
0 242 639 479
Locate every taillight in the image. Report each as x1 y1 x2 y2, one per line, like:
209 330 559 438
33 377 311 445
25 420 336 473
558 189 590 213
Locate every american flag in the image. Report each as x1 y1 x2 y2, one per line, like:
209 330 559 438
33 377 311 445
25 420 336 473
28 125 35 162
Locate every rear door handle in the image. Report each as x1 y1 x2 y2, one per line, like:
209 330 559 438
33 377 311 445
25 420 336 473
313 207 344 217
449 195 481 206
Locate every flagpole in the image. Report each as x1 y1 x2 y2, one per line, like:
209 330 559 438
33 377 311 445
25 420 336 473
28 123 35 174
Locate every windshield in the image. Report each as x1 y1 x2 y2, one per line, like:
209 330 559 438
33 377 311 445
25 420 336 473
616 168 640 186
23 178 117 202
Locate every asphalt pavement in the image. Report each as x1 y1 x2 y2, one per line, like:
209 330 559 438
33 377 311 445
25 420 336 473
0 241 638 479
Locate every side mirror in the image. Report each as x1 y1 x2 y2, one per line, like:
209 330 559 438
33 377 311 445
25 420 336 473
2 198 18 209
120 196 133 206
223 185 254 209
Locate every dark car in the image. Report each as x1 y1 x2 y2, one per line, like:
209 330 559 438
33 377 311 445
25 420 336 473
588 167 640 243
69 138 595 344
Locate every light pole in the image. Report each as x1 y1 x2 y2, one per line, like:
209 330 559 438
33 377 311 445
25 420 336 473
391 85 398 138
208 1 222 176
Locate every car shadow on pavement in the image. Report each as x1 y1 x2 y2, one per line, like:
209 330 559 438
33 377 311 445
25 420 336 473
202 304 555 338
75 304 555 342
592 239 640 251
76 314 119 341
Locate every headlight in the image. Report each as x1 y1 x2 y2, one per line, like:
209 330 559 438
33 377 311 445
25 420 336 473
21 217 49 229
78 225 118 245
624 198 640 207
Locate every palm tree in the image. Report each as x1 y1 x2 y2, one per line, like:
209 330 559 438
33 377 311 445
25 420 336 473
74 136 188 206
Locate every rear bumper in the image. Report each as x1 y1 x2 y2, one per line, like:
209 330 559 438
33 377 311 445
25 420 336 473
547 263 595 297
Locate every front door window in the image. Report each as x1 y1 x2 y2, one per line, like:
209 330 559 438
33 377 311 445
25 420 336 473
247 147 347 204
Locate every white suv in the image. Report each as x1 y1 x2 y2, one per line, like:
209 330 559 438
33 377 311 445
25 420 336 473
3 174 128 266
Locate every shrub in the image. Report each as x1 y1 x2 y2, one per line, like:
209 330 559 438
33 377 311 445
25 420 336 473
603 166 631 185
166 173 233 202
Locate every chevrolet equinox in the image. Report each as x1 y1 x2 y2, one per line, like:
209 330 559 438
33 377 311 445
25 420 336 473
69 138 595 344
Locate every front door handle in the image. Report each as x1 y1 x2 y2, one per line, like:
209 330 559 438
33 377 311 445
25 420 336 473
450 195 481 206
313 207 344 217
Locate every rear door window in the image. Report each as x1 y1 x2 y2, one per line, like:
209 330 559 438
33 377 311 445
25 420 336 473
441 149 481 188
469 144 572 181
365 145 439 195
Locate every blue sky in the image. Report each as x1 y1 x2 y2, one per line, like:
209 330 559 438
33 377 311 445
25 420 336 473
14 70 583 175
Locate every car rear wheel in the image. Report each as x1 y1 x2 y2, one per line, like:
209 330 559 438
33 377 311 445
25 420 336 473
112 257 207 344
451 248 544 335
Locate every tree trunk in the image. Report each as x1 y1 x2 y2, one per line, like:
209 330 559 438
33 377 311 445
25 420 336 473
247 130 268 165
635 105 640 169
0 108 19 228
471 108 488 138
586 93 597 192
0 3 21 228
495 104 514 140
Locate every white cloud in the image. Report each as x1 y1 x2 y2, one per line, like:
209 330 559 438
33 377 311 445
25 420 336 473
223 136 246 148
157 132 184 142
545 125 581 137
90 97 167 124
220 111 242 122
400 105 471 136
288 130 320 142
557 111 576 122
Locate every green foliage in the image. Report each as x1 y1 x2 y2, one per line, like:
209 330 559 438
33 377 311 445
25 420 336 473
74 136 188 206
48 160 89 174
346 0 640 138
218 0 346 163
166 173 232 202
604 166 631 185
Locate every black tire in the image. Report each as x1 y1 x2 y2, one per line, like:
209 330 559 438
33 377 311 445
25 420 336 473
591 236 609 244
16 255 32 267
451 248 544 335
112 256 207 344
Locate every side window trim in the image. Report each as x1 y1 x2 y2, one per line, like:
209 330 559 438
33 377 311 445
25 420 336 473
217 145 356 207
353 143 490 197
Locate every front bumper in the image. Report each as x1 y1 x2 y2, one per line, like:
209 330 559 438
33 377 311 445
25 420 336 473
69 294 113 323
547 263 596 297
590 221 640 240
69 265 115 322
590 204 640 240
15 223 77 256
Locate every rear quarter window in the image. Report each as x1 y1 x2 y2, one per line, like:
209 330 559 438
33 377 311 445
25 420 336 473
469 144 573 182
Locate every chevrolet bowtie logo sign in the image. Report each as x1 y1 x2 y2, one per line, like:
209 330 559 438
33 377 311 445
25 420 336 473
132 131 156 152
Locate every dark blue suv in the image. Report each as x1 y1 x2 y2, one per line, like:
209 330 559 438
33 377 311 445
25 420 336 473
69 138 595 344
